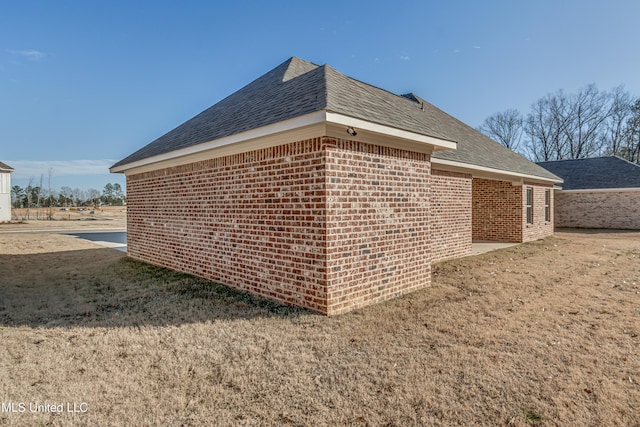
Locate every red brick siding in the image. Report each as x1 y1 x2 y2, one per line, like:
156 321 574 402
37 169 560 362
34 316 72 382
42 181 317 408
430 169 472 261
472 178 554 243
324 139 431 315
554 191 640 229
472 178 523 242
126 137 433 315
127 138 329 313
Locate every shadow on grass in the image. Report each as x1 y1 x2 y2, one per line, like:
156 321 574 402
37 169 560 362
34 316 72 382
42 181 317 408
0 248 311 328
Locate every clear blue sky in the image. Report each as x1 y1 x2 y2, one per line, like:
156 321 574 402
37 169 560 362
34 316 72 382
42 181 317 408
2 1 639 192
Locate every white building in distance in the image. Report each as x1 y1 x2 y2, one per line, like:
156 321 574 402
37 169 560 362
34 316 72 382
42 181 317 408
0 161 14 222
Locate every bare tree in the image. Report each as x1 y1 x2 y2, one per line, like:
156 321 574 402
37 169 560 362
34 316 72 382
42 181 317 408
603 86 633 156
59 186 74 206
482 84 636 162
25 176 34 220
36 174 44 220
563 84 611 159
47 168 53 220
622 98 640 163
525 99 552 161
86 188 101 205
72 188 85 206
478 109 524 152
524 95 569 161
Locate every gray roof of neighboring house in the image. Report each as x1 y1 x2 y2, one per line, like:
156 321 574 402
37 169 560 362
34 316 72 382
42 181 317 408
113 57 559 181
537 156 640 190
0 161 13 172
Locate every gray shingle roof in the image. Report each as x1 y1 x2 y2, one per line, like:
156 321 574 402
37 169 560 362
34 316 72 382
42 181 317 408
537 156 640 190
0 161 13 172
113 57 559 181
411 93 558 180
322 68 453 142
112 58 325 168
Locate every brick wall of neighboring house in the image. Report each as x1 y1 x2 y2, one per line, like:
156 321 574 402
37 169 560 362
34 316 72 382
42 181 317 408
126 137 433 315
554 190 640 229
472 178 554 243
324 139 432 315
430 169 472 262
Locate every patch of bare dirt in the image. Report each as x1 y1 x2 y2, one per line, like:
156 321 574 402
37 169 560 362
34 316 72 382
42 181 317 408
0 230 638 426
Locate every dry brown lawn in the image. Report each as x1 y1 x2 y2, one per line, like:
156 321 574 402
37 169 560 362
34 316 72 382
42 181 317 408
9 206 126 228
0 230 638 426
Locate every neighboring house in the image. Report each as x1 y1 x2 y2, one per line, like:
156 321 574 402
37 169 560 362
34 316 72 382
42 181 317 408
0 161 13 222
538 156 640 229
111 57 561 315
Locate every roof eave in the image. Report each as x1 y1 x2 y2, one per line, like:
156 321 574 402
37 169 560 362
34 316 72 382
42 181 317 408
111 110 457 175
432 157 563 185
324 111 457 151
558 187 640 193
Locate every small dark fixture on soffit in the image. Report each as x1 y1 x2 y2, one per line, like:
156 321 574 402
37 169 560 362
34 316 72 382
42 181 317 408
346 127 357 136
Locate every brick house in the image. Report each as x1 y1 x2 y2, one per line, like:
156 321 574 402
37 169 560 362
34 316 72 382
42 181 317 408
111 57 561 315
0 161 13 222
538 156 640 229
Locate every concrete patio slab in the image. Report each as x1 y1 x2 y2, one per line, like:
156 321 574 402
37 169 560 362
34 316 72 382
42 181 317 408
471 241 518 256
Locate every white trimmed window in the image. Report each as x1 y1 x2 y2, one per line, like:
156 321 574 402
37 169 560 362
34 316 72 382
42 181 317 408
526 187 533 224
544 189 551 222
0 173 8 194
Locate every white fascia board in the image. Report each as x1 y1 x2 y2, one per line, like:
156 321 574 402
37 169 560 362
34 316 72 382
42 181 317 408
558 187 640 193
431 157 563 185
325 112 457 151
110 111 328 174
111 110 458 175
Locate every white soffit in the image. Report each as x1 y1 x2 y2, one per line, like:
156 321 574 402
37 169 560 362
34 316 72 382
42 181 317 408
431 157 563 185
111 111 457 175
324 112 457 151
558 187 640 193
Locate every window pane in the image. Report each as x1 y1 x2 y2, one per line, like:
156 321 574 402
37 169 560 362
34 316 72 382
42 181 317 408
526 188 533 224
545 189 550 222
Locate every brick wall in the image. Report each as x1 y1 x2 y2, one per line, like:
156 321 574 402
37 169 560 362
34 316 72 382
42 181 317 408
127 138 329 313
472 178 554 243
125 136 559 313
472 178 523 242
126 137 432 315
555 190 640 229
324 139 431 315
430 169 472 261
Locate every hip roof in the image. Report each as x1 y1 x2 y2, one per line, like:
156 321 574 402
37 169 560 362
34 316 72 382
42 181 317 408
113 57 559 182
